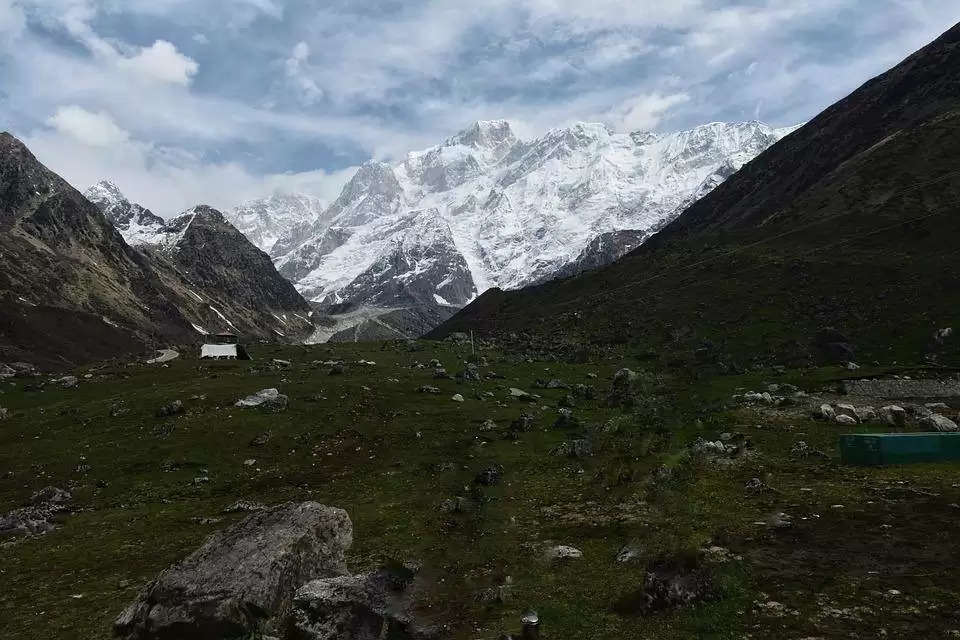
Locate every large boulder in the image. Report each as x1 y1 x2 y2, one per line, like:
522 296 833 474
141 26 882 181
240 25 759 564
921 414 959 432
114 502 352 640
290 568 435 640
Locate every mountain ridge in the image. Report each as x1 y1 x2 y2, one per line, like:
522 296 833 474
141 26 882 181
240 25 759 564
430 22 960 369
235 119 796 340
81 182 316 343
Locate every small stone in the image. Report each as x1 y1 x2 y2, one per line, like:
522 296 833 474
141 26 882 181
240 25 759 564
451 394 464 403
235 388 288 412
249 432 271 447
509 388 531 400
835 414 858 426
616 545 643 563
544 544 582 561
155 400 184 418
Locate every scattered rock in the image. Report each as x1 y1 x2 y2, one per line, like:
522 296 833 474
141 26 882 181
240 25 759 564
543 544 583 561
509 388 531 400
456 365 481 382
474 465 504 486
291 566 434 640
0 407 7 421
768 512 793 529
880 405 907 427
235 388 289 412
417 385 441 394
53 375 78 388
553 408 580 430
616 545 644 564
114 502 352 640
249 432 272 447
816 403 837 421
835 414 858 426
509 412 535 435
921 414 959 432
613 558 713 616
155 400 185 418
222 500 266 514
935 327 953 344
835 404 859 421
479 419 498 432
451 394 464 403
550 438 593 458
0 487 72 540
607 368 640 406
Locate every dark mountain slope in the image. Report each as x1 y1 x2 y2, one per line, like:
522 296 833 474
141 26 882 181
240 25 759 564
137 206 315 341
431 23 960 368
0 133 195 365
0 134 316 366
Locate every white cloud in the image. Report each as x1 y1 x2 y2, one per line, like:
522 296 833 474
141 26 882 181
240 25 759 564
0 0 25 39
24 125 356 215
607 93 691 132
284 41 323 104
47 105 130 147
117 40 198 85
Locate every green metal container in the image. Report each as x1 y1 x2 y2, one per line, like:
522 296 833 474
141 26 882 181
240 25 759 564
840 433 960 466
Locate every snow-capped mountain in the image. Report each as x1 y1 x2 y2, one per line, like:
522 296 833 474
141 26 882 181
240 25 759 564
270 119 797 312
82 182 315 342
83 180 167 246
227 193 327 256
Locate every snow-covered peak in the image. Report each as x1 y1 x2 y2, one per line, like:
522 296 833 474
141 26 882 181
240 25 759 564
83 179 166 246
443 119 518 150
228 192 327 255
262 118 798 320
85 179 126 205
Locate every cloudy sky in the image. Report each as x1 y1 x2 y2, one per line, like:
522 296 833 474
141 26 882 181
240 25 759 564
1 1 957 215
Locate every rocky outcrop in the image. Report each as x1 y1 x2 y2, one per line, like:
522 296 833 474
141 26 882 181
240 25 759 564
114 502 352 640
0 486 72 541
290 567 436 640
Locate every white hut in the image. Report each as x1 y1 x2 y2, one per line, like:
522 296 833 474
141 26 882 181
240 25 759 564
200 334 251 360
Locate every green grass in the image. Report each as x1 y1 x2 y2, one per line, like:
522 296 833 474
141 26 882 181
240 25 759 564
2 342 960 639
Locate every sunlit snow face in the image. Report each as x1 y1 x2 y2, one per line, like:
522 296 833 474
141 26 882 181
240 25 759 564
3 0 957 214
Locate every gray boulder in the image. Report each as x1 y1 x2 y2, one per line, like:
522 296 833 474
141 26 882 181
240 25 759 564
880 405 907 427
921 414 959 432
0 486 72 540
235 388 289 412
290 568 434 640
114 502 352 640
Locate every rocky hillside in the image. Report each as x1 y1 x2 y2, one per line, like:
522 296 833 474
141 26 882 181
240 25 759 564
432 22 960 369
82 183 315 342
0 134 195 365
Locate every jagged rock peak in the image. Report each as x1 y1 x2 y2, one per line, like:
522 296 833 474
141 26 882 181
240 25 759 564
339 161 401 201
444 119 517 149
